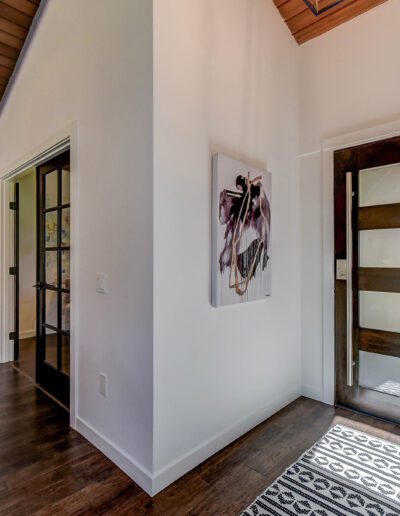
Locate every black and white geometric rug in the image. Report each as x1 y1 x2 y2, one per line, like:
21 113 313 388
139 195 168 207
242 425 400 516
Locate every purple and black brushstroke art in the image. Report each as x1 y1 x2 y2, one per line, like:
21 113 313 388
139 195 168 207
219 173 271 296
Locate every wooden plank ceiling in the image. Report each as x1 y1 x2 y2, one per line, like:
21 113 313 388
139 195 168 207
273 0 388 44
0 0 41 103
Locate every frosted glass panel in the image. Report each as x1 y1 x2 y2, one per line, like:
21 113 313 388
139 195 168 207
45 211 58 247
45 251 57 286
62 250 70 289
61 207 70 246
45 170 58 209
359 163 400 207
359 291 400 332
360 351 400 398
45 331 57 369
62 167 70 205
61 335 70 376
62 293 70 332
359 229 400 267
45 290 58 328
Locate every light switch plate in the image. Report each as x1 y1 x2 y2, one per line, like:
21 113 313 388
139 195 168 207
96 273 108 294
99 373 108 396
336 259 347 280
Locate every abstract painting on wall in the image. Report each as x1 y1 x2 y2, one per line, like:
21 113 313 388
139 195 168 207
212 154 271 307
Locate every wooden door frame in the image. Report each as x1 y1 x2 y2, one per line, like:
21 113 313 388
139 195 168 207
0 123 78 428
317 120 400 406
334 135 400 419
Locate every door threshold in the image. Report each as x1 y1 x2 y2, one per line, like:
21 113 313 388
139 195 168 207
11 363 69 412
335 402 400 426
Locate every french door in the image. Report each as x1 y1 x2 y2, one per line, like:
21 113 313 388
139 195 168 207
335 135 400 422
36 150 70 407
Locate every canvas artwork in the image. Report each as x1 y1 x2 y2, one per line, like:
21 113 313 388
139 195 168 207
212 154 272 307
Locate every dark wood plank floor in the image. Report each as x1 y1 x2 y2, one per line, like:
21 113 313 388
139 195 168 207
1 363 400 515
13 337 36 380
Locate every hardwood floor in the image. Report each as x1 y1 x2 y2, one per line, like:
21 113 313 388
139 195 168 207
13 337 36 380
1 364 400 515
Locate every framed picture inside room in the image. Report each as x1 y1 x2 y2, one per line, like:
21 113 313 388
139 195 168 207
212 154 272 307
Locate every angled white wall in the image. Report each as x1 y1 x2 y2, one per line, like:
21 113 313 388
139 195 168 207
152 0 302 492
0 0 154 491
299 0 400 403
3 0 384 497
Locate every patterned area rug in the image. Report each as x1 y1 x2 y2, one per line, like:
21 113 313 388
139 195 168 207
242 425 400 516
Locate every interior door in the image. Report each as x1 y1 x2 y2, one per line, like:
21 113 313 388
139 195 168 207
335 135 400 422
36 150 70 407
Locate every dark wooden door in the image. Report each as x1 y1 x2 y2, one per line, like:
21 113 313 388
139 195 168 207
335 135 400 422
36 150 71 407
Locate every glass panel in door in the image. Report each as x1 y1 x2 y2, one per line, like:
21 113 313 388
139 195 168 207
37 150 71 407
358 163 400 399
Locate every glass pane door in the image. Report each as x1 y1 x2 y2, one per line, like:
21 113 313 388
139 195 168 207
36 151 70 407
335 135 400 423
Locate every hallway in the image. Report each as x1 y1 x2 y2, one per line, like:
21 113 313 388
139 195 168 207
1 363 400 515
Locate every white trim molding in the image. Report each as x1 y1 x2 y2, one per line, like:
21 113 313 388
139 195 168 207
76 385 301 496
151 386 300 495
76 416 153 495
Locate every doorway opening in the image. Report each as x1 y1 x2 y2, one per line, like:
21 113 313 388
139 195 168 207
7 150 71 409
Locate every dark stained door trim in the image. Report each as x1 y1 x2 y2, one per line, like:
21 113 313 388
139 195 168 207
358 328 400 359
358 203 400 230
358 267 400 293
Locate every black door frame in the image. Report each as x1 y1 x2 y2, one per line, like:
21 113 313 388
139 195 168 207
36 150 71 407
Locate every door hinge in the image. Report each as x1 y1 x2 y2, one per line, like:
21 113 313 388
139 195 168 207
9 332 17 340
9 201 17 210
9 267 17 275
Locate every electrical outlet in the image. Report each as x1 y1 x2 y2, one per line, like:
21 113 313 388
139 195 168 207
96 273 108 294
99 373 108 397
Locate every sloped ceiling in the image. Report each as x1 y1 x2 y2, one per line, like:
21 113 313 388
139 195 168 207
0 0 41 103
273 0 388 44
0 0 390 104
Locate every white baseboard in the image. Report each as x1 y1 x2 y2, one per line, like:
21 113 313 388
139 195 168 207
19 329 36 339
302 383 325 403
151 386 301 495
76 416 153 495
77 387 302 496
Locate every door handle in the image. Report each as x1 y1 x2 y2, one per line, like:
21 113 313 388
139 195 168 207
346 172 354 387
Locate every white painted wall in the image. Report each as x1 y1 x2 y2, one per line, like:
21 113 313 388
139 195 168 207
6 0 389 496
153 0 302 492
299 0 400 403
17 169 36 338
0 0 154 491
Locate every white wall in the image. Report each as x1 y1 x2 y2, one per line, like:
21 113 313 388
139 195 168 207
0 0 154 490
6 0 388 496
17 170 36 337
299 0 400 403
153 0 302 492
